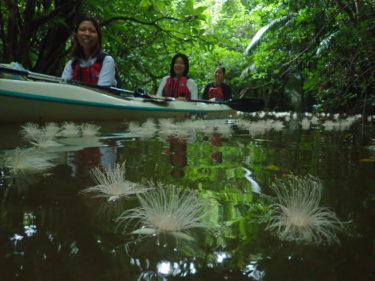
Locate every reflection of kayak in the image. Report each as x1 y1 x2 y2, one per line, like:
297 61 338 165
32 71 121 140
0 77 236 123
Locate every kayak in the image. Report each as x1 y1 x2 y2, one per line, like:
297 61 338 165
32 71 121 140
0 77 236 123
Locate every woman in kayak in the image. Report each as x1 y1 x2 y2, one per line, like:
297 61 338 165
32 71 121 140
61 16 117 87
156 53 198 100
202 65 232 101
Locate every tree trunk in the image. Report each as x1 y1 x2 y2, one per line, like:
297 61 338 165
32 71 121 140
1 0 83 74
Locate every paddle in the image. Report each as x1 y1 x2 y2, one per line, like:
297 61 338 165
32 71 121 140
0 65 264 112
129 87 265 112
0 65 61 82
0 64 137 96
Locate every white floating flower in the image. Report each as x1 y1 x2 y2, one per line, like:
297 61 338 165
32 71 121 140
310 116 320 125
60 122 81 138
1 148 57 174
29 134 62 148
43 122 61 139
264 175 345 245
322 120 337 131
20 122 41 140
259 111 266 118
178 119 205 132
141 119 157 130
235 119 250 130
270 120 284 131
248 120 269 136
214 123 233 138
126 120 141 132
117 186 211 241
157 118 178 130
80 123 101 137
301 117 311 130
81 162 150 202
127 119 158 139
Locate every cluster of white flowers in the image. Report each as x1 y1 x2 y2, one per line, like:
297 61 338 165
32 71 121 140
125 118 233 143
0 121 104 176
238 111 364 134
80 162 211 241
81 160 346 246
20 122 101 148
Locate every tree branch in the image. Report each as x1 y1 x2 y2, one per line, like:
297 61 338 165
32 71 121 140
101 16 180 29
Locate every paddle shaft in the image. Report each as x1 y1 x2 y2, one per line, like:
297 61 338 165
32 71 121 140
0 65 135 96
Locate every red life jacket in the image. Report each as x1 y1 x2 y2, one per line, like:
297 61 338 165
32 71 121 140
71 52 122 87
71 58 102 85
163 77 191 99
208 86 224 99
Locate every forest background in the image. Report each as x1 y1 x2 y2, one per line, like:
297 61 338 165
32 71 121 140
1 0 374 113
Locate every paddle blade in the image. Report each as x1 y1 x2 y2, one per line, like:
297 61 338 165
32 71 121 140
228 98 265 112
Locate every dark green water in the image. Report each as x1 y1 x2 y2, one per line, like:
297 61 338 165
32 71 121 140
0 114 374 281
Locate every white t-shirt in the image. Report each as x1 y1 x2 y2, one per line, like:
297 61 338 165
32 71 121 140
156 76 198 99
61 55 117 86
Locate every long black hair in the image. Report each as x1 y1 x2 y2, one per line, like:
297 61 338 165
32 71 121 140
216 65 226 75
170 53 189 78
71 16 103 59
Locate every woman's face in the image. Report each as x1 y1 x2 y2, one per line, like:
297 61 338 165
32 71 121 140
173 57 186 78
214 68 225 83
76 20 98 54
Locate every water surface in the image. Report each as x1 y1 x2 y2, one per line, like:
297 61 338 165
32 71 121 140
0 114 374 281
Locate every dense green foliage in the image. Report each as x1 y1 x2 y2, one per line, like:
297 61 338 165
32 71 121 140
1 0 374 113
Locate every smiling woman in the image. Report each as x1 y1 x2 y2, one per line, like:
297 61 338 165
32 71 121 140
156 53 198 100
61 16 118 87
202 65 232 102
76 20 99 57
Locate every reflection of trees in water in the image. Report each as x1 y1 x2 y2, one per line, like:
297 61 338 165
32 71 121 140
119 228 217 280
206 132 224 164
166 131 232 178
67 147 102 177
183 137 252 188
0 118 371 280
80 196 135 230
0 162 118 280
167 137 187 178
120 231 265 281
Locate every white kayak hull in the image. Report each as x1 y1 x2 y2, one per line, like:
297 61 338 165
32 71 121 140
0 78 236 123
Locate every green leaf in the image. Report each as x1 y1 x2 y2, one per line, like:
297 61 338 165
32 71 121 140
139 0 152 8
